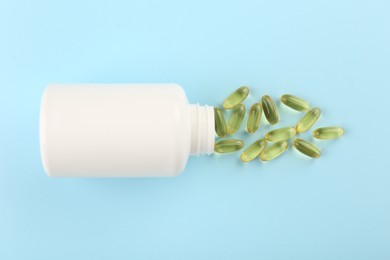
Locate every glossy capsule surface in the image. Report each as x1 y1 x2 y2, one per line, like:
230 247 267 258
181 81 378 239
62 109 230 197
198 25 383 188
293 138 321 158
240 139 266 162
296 107 321 133
214 139 245 153
261 95 279 125
247 103 262 133
260 141 288 161
313 127 344 140
280 94 310 112
222 86 249 109
214 107 227 137
265 127 296 142
227 104 246 135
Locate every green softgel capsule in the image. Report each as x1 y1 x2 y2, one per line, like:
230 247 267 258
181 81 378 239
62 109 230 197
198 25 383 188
214 139 245 153
280 94 310 112
296 107 321 133
240 139 266 162
214 107 227 138
293 138 321 158
227 104 246 135
265 127 296 142
313 127 344 140
247 103 262 133
261 95 279 125
222 86 250 109
260 141 288 161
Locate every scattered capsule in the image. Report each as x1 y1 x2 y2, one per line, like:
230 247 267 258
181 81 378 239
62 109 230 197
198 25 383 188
214 139 245 153
227 104 246 135
266 127 296 142
260 141 288 161
293 138 321 158
280 94 310 112
222 86 250 109
261 95 279 125
313 127 344 140
247 103 262 133
214 107 227 137
296 107 321 133
240 139 266 162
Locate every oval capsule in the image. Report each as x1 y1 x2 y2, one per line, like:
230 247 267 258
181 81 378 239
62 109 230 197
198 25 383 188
293 138 321 158
247 103 262 133
260 141 288 161
261 95 279 125
214 107 227 138
313 127 344 140
265 127 296 142
222 86 250 109
214 139 245 153
280 94 310 112
240 139 266 162
296 107 321 133
227 104 246 135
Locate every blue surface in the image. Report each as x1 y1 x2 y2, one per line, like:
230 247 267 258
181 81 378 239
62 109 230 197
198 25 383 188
1 0 389 259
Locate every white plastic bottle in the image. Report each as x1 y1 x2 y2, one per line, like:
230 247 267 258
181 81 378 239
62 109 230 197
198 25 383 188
40 84 215 177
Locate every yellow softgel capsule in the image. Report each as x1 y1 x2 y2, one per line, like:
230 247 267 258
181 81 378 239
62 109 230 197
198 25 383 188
222 86 250 109
293 138 321 158
313 127 344 140
214 139 245 153
261 95 279 125
247 103 262 133
260 141 288 161
227 104 246 135
296 107 321 133
265 127 296 142
214 107 227 138
240 139 266 162
280 94 310 112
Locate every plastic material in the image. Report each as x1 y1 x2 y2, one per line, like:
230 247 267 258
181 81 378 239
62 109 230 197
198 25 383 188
40 84 214 177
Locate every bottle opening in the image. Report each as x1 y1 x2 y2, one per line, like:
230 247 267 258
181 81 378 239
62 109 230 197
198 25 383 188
189 104 215 156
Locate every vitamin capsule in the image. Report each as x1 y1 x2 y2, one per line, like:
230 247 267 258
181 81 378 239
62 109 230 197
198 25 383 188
280 94 310 112
240 139 266 162
260 141 288 161
214 139 245 153
222 86 250 109
296 107 321 133
247 103 262 133
214 107 227 138
293 138 321 158
227 104 246 135
265 127 296 142
261 95 279 125
313 127 344 140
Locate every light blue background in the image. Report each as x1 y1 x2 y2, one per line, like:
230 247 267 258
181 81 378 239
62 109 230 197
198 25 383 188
1 0 389 259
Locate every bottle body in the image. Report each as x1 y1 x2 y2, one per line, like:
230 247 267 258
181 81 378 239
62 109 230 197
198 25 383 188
40 84 214 177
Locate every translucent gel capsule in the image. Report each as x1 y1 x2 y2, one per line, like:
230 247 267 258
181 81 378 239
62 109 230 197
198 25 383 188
247 103 262 133
313 127 344 140
222 86 250 109
280 94 310 112
240 139 266 162
214 107 227 138
261 95 279 125
214 139 245 153
265 127 296 142
296 107 321 133
227 104 246 135
293 138 321 158
260 141 288 161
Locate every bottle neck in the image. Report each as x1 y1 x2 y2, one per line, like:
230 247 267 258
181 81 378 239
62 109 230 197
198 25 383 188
189 104 215 156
